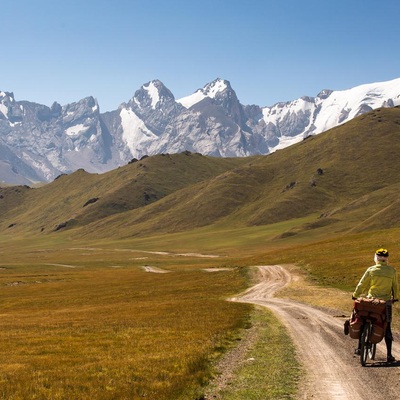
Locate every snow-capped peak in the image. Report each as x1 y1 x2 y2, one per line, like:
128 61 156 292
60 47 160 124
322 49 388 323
0 91 15 101
177 78 230 109
132 80 171 111
0 91 15 119
203 78 229 97
262 76 400 152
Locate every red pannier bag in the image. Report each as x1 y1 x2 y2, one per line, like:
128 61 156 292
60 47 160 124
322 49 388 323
354 298 386 314
349 316 363 339
370 320 386 344
350 298 388 344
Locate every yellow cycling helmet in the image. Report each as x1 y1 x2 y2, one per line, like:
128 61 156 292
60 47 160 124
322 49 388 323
376 248 389 257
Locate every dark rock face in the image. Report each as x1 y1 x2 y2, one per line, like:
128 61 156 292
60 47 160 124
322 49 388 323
83 197 99 207
54 222 68 231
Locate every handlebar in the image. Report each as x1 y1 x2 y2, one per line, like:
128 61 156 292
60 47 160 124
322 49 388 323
352 296 398 303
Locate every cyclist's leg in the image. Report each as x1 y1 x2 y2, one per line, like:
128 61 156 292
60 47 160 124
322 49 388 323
385 303 395 362
385 322 394 361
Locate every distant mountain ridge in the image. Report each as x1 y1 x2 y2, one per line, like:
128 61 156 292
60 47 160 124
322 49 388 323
1 77 399 184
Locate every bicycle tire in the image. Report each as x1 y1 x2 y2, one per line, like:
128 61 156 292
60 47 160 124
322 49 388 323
369 343 377 360
360 322 370 366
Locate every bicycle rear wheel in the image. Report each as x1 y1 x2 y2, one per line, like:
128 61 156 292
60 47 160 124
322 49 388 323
369 343 377 360
360 322 370 366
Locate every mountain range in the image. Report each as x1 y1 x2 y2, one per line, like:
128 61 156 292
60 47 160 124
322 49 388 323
1 77 399 184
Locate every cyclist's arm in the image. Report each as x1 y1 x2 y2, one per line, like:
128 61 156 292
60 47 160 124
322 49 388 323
353 269 371 298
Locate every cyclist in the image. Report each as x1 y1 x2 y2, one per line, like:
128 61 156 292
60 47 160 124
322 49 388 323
352 248 398 362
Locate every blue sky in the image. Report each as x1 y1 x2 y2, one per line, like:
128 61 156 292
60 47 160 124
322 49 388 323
2 0 400 111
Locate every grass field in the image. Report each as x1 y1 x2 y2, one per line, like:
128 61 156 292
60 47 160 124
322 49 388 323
1 219 400 398
0 236 252 399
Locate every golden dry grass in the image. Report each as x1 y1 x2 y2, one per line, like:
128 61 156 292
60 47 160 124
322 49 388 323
2 220 400 398
0 240 251 399
275 264 353 313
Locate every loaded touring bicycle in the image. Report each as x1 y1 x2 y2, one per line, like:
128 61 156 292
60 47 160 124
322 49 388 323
345 297 389 366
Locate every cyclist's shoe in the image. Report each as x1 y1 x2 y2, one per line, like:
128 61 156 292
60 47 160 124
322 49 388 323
354 348 361 355
387 355 396 363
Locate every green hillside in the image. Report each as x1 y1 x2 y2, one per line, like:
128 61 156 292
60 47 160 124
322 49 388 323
1 106 400 241
76 106 400 239
0 152 251 235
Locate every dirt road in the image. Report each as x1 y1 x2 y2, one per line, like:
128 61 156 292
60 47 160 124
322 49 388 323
232 265 400 399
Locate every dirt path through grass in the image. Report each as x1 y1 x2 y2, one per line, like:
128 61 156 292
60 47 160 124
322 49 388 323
142 266 171 273
232 265 400 400
70 247 220 258
45 263 80 268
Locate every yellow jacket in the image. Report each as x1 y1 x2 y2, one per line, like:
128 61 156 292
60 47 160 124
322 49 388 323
353 261 399 301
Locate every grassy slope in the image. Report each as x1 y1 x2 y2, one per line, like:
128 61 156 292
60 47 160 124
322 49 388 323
0 152 250 235
72 106 400 240
1 106 400 242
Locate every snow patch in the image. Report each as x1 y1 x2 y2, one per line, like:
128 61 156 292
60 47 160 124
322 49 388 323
271 135 304 152
10 121 22 127
177 79 228 109
120 108 157 157
178 91 207 109
0 104 8 117
144 81 160 109
65 124 89 137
